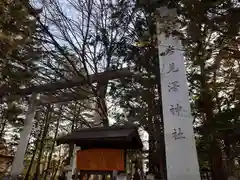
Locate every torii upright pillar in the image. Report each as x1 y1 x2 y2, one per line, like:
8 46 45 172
10 93 38 179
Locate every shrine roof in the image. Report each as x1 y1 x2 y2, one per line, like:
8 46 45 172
56 125 143 150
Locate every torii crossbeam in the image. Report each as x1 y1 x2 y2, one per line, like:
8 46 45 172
0 68 137 99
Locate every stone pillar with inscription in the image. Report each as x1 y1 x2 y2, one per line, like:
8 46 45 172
157 7 201 180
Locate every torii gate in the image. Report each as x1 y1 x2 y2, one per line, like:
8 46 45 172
5 68 141 179
7 4 201 180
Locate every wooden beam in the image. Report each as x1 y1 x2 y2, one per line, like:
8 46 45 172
0 68 137 97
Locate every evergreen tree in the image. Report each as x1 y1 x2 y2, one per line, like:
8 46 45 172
110 0 240 179
0 0 42 132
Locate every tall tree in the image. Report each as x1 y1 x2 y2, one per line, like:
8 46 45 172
0 0 42 134
38 0 138 126
180 1 240 179
111 0 240 179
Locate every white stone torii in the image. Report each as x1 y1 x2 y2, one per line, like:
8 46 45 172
8 68 139 178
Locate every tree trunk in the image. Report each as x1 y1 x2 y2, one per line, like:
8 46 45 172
210 138 227 180
43 106 62 180
0 106 6 138
95 81 108 126
223 136 236 178
66 119 76 165
24 112 43 180
199 55 227 180
51 156 63 180
34 105 52 179
24 138 40 180
147 90 155 174
156 62 167 179
66 104 81 165
204 95 226 180
148 118 155 173
0 118 7 138
154 118 166 180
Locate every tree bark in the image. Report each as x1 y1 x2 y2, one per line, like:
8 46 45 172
34 105 52 178
199 49 227 180
203 87 226 180
154 118 166 180
96 81 109 126
223 136 236 178
156 61 167 179
146 88 155 174
24 138 40 180
43 106 62 180
24 112 43 180
0 118 7 138
148 114 155 173
51 155 63 180
66 104 80 165
210 138 227 180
